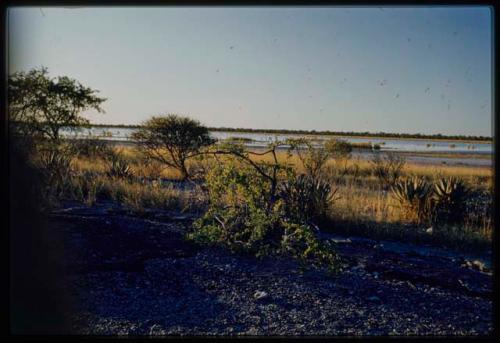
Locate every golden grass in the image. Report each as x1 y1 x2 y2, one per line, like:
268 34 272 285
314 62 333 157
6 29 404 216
64 145 492 246
247 149 492 186
71 145 492 188
67 172 203 213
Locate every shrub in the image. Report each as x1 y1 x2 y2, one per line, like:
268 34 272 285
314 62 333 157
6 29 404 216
324 138 352 160
187 155 340 273
287 138 330 181
371 152 406 189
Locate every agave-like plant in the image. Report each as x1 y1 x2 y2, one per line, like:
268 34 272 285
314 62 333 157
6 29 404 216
107 155 132 179
390 176 432 224
38 149 73 174
431 177 470 223
36 146 75 200
279 174 336 223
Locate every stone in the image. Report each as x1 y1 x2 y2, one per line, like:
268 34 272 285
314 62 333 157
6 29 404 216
367 296 381 303
254 290 269 300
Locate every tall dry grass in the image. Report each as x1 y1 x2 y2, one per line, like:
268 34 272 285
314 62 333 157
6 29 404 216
56 144 492 250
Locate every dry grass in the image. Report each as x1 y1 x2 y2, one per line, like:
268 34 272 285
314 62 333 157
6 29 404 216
59 144 492 251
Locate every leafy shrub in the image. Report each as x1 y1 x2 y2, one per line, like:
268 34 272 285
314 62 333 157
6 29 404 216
391 176 432 224
187 157 340 273
431 177 470 223
371 152 406 189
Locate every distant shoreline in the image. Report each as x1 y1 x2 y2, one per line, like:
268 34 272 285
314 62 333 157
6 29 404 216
99 139 491 168
84 124 493 143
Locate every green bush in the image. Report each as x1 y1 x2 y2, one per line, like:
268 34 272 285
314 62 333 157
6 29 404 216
187 157 340 273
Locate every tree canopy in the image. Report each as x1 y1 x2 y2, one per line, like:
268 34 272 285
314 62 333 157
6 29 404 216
8 67 106 141
132 114 215 180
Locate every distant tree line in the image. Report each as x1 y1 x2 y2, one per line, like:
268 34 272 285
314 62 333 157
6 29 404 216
87 123 492 142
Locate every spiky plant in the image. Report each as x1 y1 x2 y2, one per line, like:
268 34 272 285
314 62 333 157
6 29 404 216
431 177 470 223
391 176 432 224
279 174 336 223
36 146 75 202
38 149 73 177
106 155 132 179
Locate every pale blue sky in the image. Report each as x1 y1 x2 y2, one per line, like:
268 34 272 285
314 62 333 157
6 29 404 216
8 6 493 136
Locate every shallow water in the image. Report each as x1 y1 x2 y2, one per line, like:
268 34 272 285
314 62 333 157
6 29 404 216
61 126 493 167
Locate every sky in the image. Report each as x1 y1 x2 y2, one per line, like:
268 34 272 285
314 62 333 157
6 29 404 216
7 6 493 136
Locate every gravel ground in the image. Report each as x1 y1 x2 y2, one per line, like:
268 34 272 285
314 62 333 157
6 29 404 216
50 201 493 336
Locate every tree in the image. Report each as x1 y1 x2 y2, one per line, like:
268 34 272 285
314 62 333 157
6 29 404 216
132 114 215 180
8 67 106 141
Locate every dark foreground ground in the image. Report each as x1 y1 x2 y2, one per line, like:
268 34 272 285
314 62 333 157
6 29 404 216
50 201 492 336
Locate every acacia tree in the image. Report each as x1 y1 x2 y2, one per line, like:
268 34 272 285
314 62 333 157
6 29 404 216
8 67 106 141
132 114 215 180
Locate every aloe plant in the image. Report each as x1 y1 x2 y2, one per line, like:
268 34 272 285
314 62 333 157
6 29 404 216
280 174 336 223
431 177 470 223
391 176 432 224
107 155 132 179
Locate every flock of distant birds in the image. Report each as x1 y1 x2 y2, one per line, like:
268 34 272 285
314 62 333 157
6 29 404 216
220 31 486 114
37 8 487 115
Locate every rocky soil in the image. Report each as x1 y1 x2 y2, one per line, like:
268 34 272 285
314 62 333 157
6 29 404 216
49 201 493 336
